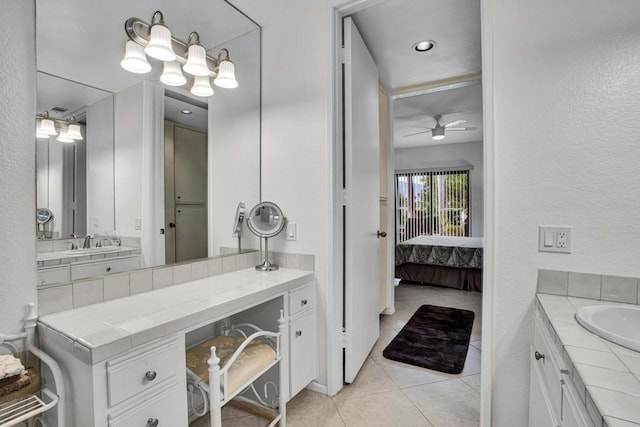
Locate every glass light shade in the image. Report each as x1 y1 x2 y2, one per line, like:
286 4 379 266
190 75 214 97
67 124 83 140
57 131 74 143
432 127 445 140
214 60 238 88
183 44 210 76
36 128 49 139
39 119 57 136
120 41 152 74
144 24 176 61
160 61 186 86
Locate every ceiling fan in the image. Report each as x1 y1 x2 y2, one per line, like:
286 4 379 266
404 114 477 141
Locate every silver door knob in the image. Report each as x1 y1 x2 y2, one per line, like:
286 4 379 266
534 351 545 361
295 330 302 337
377 231 387 238
145 370 157 381
147 418 159 427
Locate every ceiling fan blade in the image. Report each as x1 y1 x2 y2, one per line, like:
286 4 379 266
403 129 433 137
446 127 478 131
444 120 466 128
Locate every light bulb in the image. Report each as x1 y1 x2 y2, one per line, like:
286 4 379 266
160 61 186 86
67 124 83 140
214 59 238 88
39 119 57 136
190 75 214 97
183 43 210 76
120 40 152 74
144 23 176 61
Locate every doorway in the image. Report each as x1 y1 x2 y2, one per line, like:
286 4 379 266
331 1 488 424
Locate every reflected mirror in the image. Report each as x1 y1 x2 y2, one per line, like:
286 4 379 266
35 0 261 285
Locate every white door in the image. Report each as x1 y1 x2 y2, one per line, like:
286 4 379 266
343 16 381 383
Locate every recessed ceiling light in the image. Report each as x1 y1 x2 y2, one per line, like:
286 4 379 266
181 109 193 115
413 40 436 52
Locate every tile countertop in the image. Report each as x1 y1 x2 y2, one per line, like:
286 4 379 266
38 268 314 365
536 294 640 426
37 246 139 263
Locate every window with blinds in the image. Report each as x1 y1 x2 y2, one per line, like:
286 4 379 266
395 169 470 242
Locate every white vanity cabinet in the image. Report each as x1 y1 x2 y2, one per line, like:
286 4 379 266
529 308 593 427
288 284 316 397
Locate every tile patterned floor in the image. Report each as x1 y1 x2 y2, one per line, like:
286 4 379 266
192 283 482 426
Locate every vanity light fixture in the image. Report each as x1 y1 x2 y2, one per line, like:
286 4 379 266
432 126 445 140
121 11 239 97
36 113 83 142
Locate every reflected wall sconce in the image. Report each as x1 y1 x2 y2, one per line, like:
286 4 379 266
36 112 83 143
121 10 239 97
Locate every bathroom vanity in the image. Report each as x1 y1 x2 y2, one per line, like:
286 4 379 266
530 294 640 426
37 268 316 426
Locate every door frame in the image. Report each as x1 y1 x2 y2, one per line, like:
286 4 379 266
325 1 495 425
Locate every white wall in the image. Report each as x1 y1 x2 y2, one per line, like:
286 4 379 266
260 4 330 387
86 95 115 234
114 83 144 237
490 0 640 424
395 141 484 237
0 0 37 333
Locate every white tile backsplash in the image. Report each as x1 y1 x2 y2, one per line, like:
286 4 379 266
73 279 104 308
601 276 638 304
103 274 130 301
538 269 569 295
129 269 153 295
568 272 601 300
38 250 313 316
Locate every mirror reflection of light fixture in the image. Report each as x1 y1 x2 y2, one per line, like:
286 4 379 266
36 113 83 142
144 11 176 61
121 11 239 97
190 75 214 97
120 40 152 74
160 61 186 86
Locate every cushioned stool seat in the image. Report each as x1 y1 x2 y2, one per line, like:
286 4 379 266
186 335 276 396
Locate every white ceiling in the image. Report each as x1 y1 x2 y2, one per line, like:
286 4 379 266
351 0 483 148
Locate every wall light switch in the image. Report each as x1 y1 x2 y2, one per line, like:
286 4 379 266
286 222 297 241
539 226 572 253
135 217 142 230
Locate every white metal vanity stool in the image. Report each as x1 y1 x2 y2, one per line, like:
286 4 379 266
185 310 287 427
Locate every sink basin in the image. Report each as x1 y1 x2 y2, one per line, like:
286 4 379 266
62 246 121 256
576 305 640 352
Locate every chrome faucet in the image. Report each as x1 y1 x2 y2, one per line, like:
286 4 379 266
83 235 93 249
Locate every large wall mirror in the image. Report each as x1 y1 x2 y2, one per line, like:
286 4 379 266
35 0 261 283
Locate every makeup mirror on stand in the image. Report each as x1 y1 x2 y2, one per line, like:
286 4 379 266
246 202 286 271
232 202 245 252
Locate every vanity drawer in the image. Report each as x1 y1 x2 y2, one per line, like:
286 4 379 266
106 336 183 407
71 255 140 280
108 380 187 427
289 309 315 397
38 264 70 286
289 284 313 316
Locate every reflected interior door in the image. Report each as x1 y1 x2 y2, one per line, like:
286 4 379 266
343 16 381 383
164 122 208 263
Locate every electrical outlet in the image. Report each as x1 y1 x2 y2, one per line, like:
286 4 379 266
539 226 572 253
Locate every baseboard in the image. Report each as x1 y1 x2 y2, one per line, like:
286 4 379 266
305 381 328 395
382 305 395 315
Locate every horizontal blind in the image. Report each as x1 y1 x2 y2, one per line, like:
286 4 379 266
395 169 470 243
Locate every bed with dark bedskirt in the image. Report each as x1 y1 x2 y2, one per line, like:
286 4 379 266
395 236 483 292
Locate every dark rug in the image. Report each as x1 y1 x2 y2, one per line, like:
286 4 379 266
383 304 475 374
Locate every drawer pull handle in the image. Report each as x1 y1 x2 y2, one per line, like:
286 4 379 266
145 370 157 381
147 418 159 427
295 330 302 337
534 351 545 361
106 267 111 272
301 299 308 306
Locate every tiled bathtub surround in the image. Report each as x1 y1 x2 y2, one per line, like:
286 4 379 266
38 251 315 315
537 269 640 304
536 294 640 426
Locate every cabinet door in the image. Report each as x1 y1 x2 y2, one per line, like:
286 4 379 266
561 381 594 427
108 381 187 427
530 360 560 427
289 310 315 398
